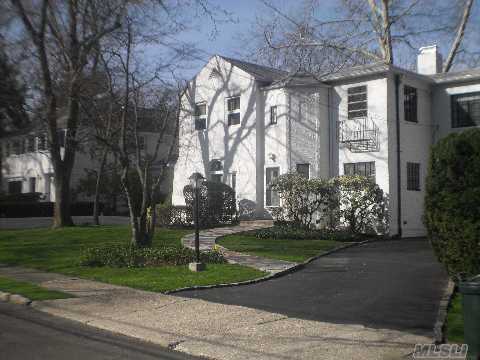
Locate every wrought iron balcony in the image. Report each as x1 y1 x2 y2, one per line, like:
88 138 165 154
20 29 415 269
338 116 380 153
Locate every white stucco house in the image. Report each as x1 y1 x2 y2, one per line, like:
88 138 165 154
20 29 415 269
172 45 480 237
1 110 175 211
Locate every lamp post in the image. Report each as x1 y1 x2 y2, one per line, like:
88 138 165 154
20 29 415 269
188 172 205 272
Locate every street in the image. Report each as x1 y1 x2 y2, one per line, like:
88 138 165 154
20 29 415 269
0 302 201 360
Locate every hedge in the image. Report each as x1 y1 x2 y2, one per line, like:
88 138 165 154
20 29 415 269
0 201 103 217
424 128 480 280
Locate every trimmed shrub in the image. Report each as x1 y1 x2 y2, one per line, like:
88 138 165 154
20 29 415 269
0 201 101 217
0 202 53 217
0 192 44 202
253 225 378 242
425 129 480 280
271 173 336 229
332 175 389 234
79 245 226 268
183 180 237 227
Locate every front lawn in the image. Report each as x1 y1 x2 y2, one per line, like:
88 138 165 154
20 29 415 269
218 233 343 262
0 276 72 301
0 226 266 292
447 293 464 343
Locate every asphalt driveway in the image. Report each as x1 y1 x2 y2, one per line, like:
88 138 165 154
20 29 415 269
179 238 449 334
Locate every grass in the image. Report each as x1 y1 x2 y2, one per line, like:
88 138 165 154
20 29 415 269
447 293 464 343
218 233 344 262
0 276 72 301
0 226 266 293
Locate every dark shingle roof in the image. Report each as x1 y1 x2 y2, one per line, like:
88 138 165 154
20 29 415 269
220 56 288 83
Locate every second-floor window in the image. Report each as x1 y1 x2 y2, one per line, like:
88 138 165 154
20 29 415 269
194 103 206 130
404 85 418 123
347 85 367 119
344 161 376 182
270 106 277 125
451 92 480 128
227 96 240 126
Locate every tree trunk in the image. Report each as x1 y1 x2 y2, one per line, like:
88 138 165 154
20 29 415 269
93 148 108 225
53 172 74 228
443 0 474 72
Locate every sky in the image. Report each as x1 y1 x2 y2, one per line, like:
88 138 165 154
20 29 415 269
145 0 479 80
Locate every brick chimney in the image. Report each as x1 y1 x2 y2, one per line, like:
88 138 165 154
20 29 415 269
417 45 443 75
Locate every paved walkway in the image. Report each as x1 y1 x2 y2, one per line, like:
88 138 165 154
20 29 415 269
0 216 130 229
179 238 449 333
0 264 433 360
181 221 297 274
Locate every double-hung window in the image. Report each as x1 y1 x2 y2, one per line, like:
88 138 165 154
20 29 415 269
451 92 480 128
347 86 368 119
296 163 310 179
270 106 277 125
344 161 376 182
404 85 418 123
227 96 240 126
194 103 207 130
407 162 420 191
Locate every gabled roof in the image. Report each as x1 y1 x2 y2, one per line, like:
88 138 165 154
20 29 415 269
220 56 288 83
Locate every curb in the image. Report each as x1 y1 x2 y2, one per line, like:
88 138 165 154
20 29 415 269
166 239 373 295
433 279 456 344
0 291 32 306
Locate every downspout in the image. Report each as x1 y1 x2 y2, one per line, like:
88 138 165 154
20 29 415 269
394 74 402 238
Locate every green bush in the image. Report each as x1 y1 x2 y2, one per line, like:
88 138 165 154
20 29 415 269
79 245 226 268
425 129 480 280
333 175 389 234
253 226 376 242
271 173 336 229
183 180 237 227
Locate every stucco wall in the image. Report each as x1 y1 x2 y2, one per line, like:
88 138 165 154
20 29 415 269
172 56 259 211
397 75 432 237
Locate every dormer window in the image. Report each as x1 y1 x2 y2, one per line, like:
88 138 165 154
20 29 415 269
227 96 240 126
194 103 206 130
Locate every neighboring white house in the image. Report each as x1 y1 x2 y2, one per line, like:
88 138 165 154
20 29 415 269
172 45 480 237
1 111 175 210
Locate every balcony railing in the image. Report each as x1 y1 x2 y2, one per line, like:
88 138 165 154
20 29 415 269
338 116 380 153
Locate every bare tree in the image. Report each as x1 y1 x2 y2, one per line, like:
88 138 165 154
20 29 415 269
100 20 180 246
443 0 475 72
9 0 128 227
244 0 478 74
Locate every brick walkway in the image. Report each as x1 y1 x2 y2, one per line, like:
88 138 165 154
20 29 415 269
181 221 297 274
